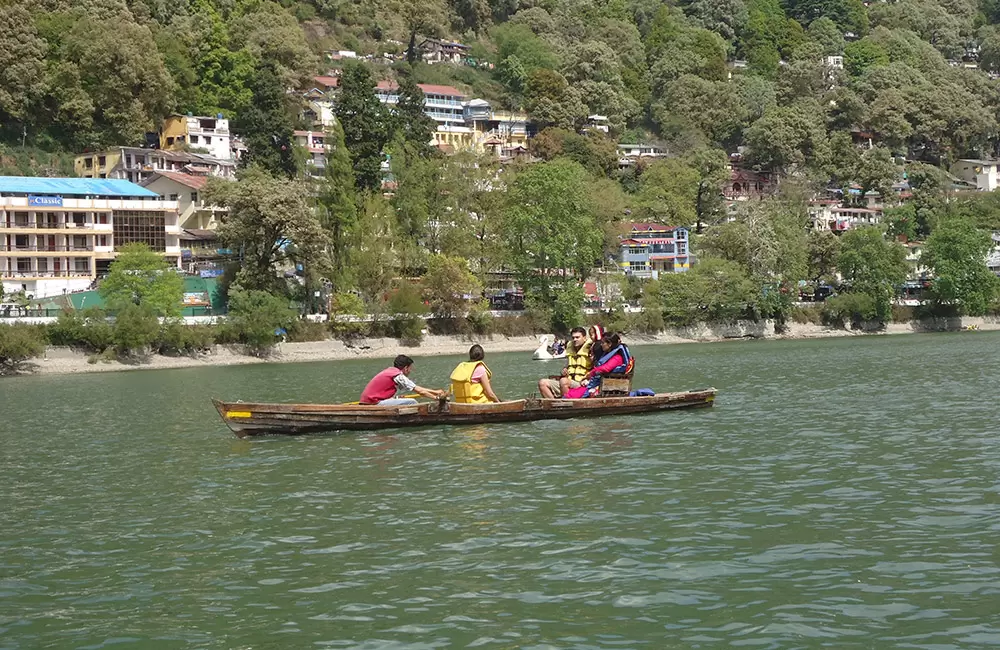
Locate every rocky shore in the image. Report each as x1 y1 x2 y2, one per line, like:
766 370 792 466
17 316 999 377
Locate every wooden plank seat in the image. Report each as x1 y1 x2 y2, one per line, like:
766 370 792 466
599 369 633 396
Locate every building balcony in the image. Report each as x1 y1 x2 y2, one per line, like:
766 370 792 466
1 270 92 279
0 245 95 253
0 222 98 230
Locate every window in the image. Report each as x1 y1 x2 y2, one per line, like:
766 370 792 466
36 258 48 273
169 194 178 201
112 210 166 251
98 235 108 247
629 261 648 272
97 212 108 225
190 192 198 203
14 235 28 250
74 258 90 273
73 235 87 250
203 136 211 145
167 137 175 145
84 158 93 169
190 135 199 144
16 258 30 272
98 156 106 167
126 155 133 166
72 213 85 227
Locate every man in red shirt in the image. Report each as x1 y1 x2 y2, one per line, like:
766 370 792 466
359 355 447 405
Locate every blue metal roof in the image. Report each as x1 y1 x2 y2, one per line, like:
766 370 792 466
0 176 159 198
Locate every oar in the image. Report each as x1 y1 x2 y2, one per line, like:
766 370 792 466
344 393 423 405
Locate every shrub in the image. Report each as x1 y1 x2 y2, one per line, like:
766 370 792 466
225 289 297 356
112 304 160 358
822 293 878 329
156 321 216 357
49 308 114 351
789 304 823 324
891 304 916 323
0 324 46 374
386 283 427 344
287 319 329 342
491 313 538 337
465 299 493 335
329 292 370 340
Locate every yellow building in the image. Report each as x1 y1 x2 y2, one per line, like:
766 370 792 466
160 114 233 161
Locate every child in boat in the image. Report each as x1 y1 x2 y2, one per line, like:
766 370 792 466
359 355 447 405
450 344 501 404
564 332 632 399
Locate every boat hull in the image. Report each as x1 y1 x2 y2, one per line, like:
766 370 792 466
212 389 717 438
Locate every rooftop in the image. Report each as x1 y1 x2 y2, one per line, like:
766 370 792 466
142 171 210 191
0 176 159 198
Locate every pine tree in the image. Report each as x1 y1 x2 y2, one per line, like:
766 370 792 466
336 61 394 192
394 67 436 157
318 119 358 284
234 61 298 178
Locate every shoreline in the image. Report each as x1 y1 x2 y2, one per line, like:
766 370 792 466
16 317 1000 377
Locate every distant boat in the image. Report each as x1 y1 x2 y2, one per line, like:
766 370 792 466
532 334 567 360
212 389 717 437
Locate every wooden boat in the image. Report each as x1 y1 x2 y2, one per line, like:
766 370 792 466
212 388 717 438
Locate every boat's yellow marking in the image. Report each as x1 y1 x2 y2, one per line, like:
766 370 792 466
226 411 253 418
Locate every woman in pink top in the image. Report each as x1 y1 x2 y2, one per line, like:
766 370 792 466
564 333 629 399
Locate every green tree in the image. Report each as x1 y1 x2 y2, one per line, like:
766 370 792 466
421 254 483 318
394 68 435 157
205 170 329 292
501 159 603 299
60 16 175 146
658 258 758 325
684 147 730 233
843 39 889 76
0 5 47 130
317 120 357 286
807 16 845 55
0 324 46 375
99 243 183 316
922 217 1000 316
806 229 841 283
234 62 298 178
837 226 908 322
112 303 160 357
187 0 255 115
225 288 296 356
744 103 829 173
636 158 700 226
685 0 748 44
336 61 394 192
523 69 588 130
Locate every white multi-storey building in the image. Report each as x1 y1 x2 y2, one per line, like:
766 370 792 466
0 177 181 298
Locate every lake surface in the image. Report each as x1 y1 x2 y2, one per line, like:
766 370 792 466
2 332 1000 649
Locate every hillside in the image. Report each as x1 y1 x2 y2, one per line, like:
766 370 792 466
2 0 1000 171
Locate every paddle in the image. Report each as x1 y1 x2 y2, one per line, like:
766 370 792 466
344 393 422 405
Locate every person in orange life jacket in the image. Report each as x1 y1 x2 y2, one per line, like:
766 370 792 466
359 354 447 405
450 344 501 403
564 332 632 399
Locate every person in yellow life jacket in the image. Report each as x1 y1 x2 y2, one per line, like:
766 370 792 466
450 344 501 404
538 327 592 398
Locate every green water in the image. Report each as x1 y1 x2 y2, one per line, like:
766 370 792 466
2 333 1000 649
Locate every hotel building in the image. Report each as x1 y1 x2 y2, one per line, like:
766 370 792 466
0 177 181 298
619 223 690 278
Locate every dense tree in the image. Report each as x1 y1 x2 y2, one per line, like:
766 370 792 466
635 159 700 225
99 243 184 316
658 258 758 325
922 217 1000 315
501 159 603 298
234 62 298 178
336 61 394 192
837 226 908 322
317 120 358 286
421 254 483 318
394 69 436 157
205 169 329 292
806 229 840 283
0 5 47 131
685 147 731 233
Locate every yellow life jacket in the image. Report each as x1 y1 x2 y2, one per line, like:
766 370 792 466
450 361 492 404
566 339 593 383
